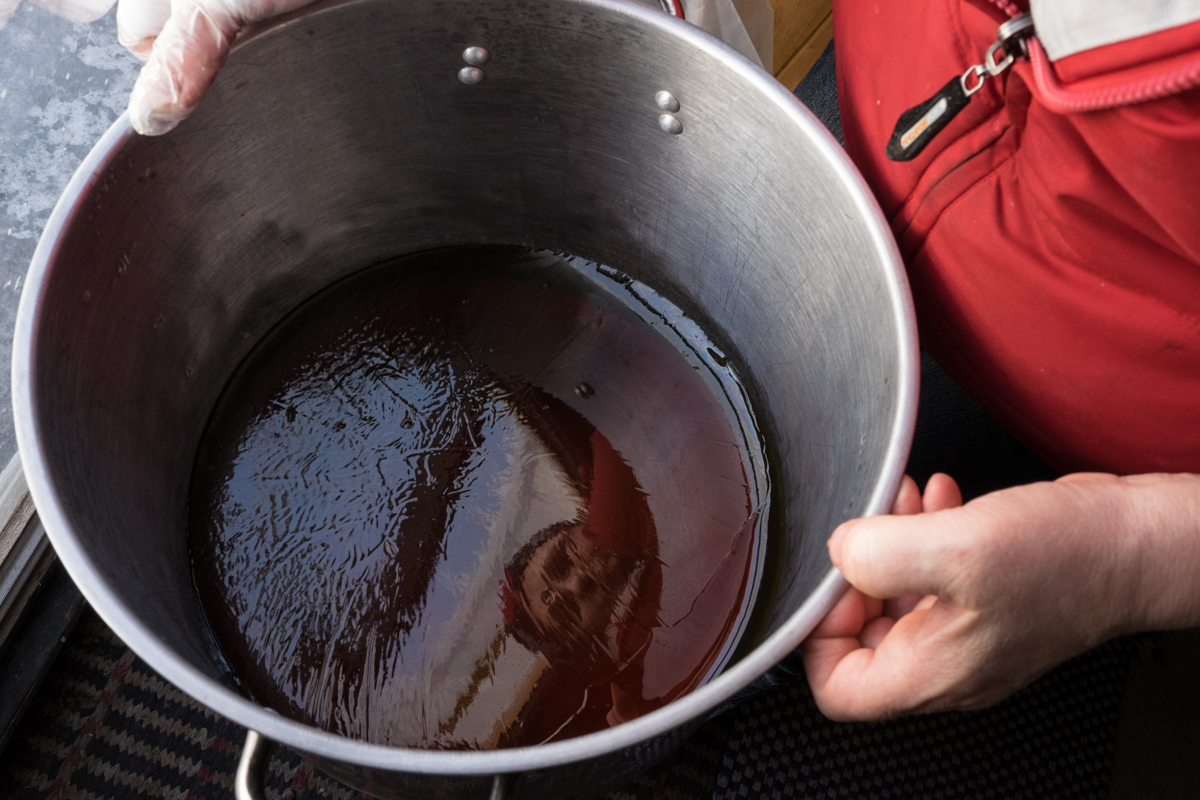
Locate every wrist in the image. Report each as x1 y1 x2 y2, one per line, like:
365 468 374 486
1108 473 1200 633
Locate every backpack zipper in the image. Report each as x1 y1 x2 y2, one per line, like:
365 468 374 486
885 13 1035 161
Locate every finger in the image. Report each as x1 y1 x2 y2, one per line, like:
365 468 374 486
891 474 921 515
883 593 923 618
923 473 963 512
802 635 862 706
807 603 955 720
859 615 894 649
809 587 870 639
117 0 172 60
829 511 966 599
863 593 883 623
128 2 237 135
804 642 902 720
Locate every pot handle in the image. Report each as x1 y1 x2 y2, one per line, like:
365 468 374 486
235 730 275 800
490 772 522 799
235 729 524 799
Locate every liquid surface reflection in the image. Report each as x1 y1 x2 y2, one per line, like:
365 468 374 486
188 247 769 749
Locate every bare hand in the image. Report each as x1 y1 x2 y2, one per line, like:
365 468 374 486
803 471 1200 721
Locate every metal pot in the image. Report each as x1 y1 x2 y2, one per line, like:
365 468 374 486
12 0 917 796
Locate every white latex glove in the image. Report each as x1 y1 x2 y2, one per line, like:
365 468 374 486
116 0 316 135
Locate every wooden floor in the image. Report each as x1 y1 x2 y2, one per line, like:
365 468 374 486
769 0 832 89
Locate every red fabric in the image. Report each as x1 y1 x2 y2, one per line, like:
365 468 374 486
834 0 1200 474
580 430 656 560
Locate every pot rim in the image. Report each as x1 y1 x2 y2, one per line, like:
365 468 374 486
12 0 918 775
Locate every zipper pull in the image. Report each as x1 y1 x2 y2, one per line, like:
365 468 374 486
885 13 1035 162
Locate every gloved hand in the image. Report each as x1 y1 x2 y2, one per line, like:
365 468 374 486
116 0 316 135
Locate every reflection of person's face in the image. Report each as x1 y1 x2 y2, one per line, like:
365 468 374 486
518 524 634 658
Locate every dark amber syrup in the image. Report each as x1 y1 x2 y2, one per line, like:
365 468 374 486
189 246 769 749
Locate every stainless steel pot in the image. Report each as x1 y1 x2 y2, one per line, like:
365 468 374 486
12 0 917 796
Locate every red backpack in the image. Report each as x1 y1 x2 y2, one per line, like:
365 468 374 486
833 0 1200 474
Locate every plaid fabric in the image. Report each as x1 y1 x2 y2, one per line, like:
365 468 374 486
0 609 1134 799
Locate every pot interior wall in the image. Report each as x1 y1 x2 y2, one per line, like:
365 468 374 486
30 0 905 710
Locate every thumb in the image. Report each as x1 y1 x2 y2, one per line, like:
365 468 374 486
117 0 172 61
128 2 236 135
828 511 962 599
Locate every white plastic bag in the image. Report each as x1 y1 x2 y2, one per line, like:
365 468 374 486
681 0 773 69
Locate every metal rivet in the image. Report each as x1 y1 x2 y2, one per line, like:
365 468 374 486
462 46 491 66
655 90 680 112
458 66 485 85
658 114 683 135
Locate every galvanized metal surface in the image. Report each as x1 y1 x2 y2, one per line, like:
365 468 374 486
12 0 917 795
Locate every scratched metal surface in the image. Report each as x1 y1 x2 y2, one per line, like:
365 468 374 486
14 0 914 793
0 4 137 466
